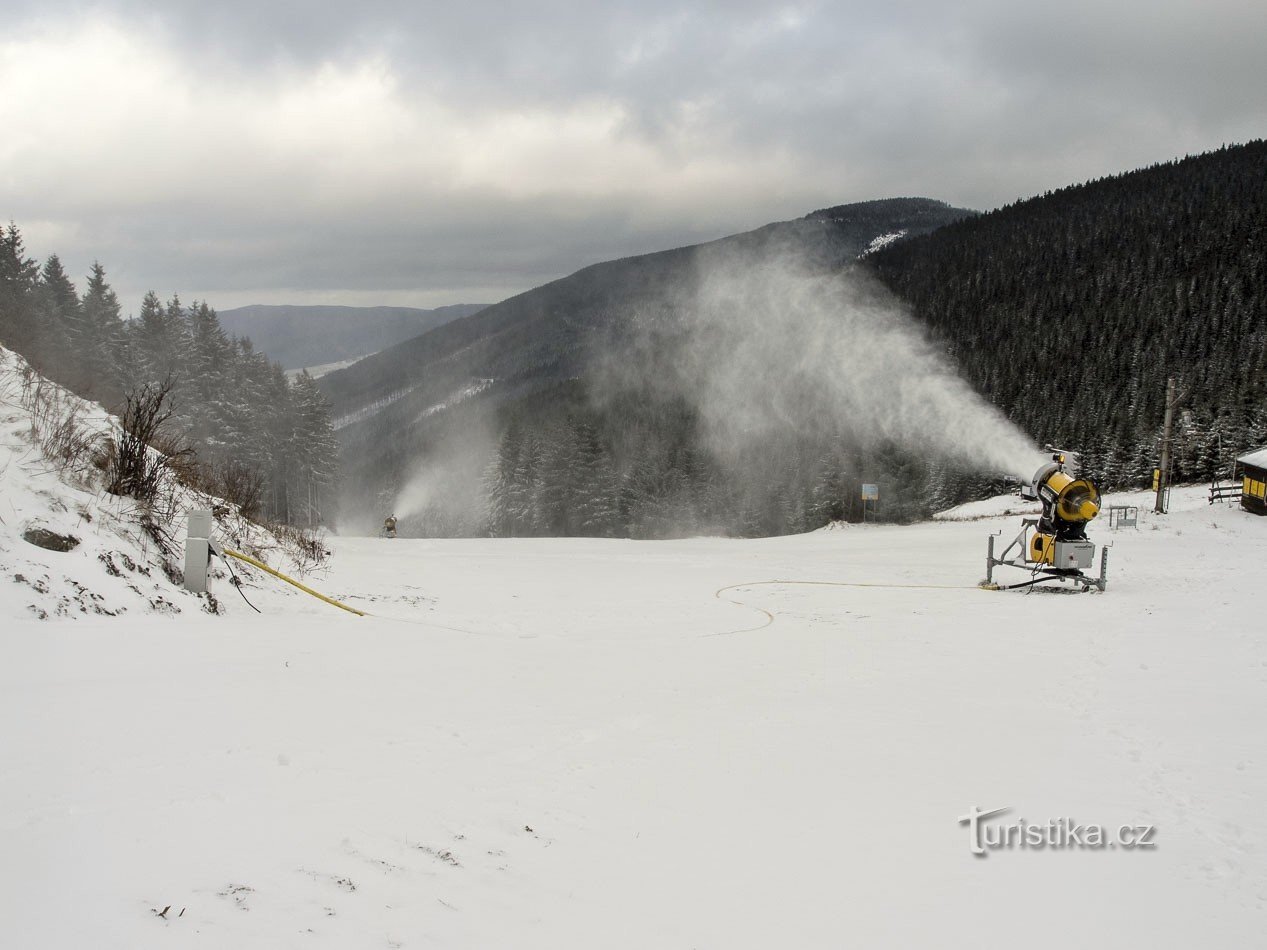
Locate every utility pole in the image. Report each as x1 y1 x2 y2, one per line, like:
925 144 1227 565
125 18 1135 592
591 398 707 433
1154 376 1176 514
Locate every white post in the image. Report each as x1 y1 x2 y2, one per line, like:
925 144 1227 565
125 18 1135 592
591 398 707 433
184 509 213 594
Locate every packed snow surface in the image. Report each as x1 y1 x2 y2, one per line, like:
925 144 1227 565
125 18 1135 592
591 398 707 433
2 485 1264 948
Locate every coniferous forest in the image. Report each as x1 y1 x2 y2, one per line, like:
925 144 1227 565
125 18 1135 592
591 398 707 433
477 392 878 539
0 225 339 527
869 141 1267 488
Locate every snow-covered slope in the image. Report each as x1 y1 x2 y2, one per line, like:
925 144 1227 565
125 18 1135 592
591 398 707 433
285 353 375 380
0 346 322 619
2 472 1263 947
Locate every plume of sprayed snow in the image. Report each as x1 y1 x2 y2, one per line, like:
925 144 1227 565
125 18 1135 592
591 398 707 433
334 389 497 536
612 245 1045 482
363 239 1046 537
393 471 432 521
388 408 498 535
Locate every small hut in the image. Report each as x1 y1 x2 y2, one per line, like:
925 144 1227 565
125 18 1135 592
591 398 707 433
1237 446 1267 515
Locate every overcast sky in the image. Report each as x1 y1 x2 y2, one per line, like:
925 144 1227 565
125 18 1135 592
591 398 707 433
3 1 1264 316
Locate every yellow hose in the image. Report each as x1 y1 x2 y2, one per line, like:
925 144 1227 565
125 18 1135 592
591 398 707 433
222 548 366 617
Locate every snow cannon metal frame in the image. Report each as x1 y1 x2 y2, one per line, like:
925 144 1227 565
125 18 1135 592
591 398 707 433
980 447 1109 592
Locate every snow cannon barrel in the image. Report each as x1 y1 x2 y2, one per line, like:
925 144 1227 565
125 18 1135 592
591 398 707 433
1041 469 1100 524
1026 455 1100 531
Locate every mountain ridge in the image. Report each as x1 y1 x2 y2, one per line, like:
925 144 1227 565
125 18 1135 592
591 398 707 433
319 198 971 419
218 303 485 370
318 198 976 533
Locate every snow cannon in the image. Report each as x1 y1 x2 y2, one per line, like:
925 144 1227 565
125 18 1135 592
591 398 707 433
981 448 1108 591
1022 454 1101 553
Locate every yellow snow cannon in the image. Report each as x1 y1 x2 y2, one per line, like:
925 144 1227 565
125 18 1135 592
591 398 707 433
981 449 1108 591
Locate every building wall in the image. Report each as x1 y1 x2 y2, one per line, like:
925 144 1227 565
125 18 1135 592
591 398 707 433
1243 464 1267 515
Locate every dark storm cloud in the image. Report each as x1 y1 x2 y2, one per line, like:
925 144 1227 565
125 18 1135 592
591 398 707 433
4 1 1264 314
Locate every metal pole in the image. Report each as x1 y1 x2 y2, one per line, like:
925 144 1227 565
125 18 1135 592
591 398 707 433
1155 376 1175 514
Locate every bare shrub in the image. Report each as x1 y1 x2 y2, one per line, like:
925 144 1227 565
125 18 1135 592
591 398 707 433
166 451 266 523
155 431 203 488
106 376 188 503
217 514 330 575
268 521 331 572
17 364 109 483
212 459 266 521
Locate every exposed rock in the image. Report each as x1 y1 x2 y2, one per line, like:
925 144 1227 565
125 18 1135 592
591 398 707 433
23 527 80 552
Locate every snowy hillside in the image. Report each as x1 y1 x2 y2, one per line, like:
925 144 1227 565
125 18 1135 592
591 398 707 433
2 461 1264 946
0 346 324 619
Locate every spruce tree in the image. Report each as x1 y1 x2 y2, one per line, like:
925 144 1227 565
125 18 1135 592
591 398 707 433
0 224 39 353
79 261 125 403
289 370 340 527
33 255 81 381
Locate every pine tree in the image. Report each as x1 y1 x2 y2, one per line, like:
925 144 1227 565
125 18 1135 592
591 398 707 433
79 262 125 404
261 362 298 523
184 301 232 445
33 255 81 382
483 423 523 536
508 433 541 536
534 423 575 534
0 223 39 354
133 291 170 380
571 421 621 536
289 370 340 527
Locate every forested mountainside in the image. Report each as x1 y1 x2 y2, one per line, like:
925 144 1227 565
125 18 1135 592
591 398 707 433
320 199 975 535
0 228 338 527
332 144 1267 539
868 141 1267 487
319 198 969 417
218 303 484 370
804 195 978 234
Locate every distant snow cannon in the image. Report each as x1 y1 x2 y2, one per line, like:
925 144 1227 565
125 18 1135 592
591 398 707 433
981 447 1108 591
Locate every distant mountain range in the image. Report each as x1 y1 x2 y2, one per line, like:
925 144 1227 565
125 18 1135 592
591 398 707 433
217 303 486 370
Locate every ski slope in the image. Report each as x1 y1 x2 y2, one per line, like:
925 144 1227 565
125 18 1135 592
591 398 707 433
2 483 1264 948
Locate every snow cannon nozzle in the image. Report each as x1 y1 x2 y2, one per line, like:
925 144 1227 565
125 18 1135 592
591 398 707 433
1042 443 1078 468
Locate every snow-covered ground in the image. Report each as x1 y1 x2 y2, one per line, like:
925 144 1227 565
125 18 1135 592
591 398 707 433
286 354 374 381
3 472 1264 947
858 229 908 257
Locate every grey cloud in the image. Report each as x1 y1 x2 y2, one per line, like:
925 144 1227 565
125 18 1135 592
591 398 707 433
5 0 1265 315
